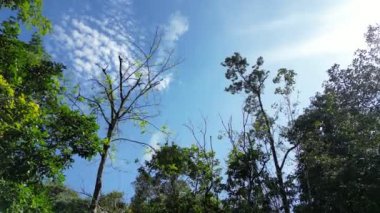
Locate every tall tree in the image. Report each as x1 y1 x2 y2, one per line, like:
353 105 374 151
222 54 298 212
77 32 178 212
292 25 380 212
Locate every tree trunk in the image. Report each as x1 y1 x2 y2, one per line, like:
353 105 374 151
90 145 109 213
258 95 290 213
90 120 115 212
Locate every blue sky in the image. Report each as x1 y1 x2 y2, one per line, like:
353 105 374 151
38 0 380 200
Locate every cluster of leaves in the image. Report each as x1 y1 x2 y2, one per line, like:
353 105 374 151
0 0 51 34
0 179 52 212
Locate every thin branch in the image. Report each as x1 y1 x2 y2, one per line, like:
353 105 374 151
81 95 110 125
280 142 299 170
112 138 157 152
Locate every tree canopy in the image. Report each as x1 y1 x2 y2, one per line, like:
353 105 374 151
0 0 51 34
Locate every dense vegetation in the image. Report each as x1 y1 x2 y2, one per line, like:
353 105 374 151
0 1 379 212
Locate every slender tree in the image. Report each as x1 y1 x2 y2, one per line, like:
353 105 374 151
77 32 178 212
184 117 223 212
222 54 298 212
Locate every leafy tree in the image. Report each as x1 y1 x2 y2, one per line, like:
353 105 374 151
292 25 380 212
0 4 100 211
220 115 274 212
222 53 298 212
184 119 223 212
131 144 196 213
0 25 100 183
131 142 222 213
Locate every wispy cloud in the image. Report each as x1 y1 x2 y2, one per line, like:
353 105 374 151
163 11 189 46
152 11 188 91
156 74 173 91
264 0 380 61
143 131 165 161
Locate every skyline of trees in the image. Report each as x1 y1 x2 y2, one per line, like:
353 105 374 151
0 1 379 212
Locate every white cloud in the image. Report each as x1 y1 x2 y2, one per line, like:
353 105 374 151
163 11 189 44
49 4 186 92
143 131 164 161
155 74 173 91
264 0 380 61
48 0 136 82
52 16 132 79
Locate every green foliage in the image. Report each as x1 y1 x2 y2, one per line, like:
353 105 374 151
292 25 380 212
223 146 273 212
99 191 128 212
0 180 52 212
45 184 89 213
273 68 296 96
131 143 222 213
1 17 21 38
45 184 129 213
0 9 100 213
0 0 51 35
0 33 100 183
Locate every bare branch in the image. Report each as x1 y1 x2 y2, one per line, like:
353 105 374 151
112 138 157 152
280 142 299 170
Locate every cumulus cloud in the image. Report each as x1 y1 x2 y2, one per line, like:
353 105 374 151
143 131 165 161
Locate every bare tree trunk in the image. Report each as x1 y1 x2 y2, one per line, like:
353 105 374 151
90 123 114 213
90 146 109 212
